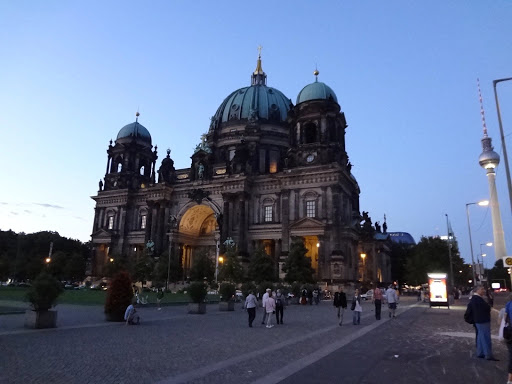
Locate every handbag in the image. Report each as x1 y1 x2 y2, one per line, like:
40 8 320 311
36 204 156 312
350 301 356 311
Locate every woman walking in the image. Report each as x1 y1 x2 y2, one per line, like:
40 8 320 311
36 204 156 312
333 287 347 326
265 293 276 328
351 289 363 325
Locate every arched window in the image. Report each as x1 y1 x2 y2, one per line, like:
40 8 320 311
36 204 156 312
117 163 122 172
140 165 145 176
304 123 317 144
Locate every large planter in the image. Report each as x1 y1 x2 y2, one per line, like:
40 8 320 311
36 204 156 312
24 309 57 329
219 301 235 311
188 303 206 314
105 311 125 322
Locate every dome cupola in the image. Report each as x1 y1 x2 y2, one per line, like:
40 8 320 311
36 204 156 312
116 112 152 145
209 51 293 131
296 70 338 105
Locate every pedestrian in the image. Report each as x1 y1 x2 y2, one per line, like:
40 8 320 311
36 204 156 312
156 288 164 310
265 292 276 328
244 290 258 327
124 302 140 325
274 289 286 324
261 288 271 325
301 288 307 305
313 288 319 305
465 284 499 361
333 286 347 326
351 288 362 325
487 287 495 308
373 286 383 320
385 285 398 318
502 294 512 384
308 289 313 305
416 289 421 301
420 289 425 303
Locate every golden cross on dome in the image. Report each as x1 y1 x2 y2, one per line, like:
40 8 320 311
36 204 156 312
257 45 263 57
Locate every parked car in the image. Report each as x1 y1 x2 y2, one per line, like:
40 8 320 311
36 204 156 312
361 289 374 301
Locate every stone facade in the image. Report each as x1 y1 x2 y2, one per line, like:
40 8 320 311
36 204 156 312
90 57 392 283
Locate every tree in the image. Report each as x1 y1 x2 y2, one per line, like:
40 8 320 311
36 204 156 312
405 236 464 286
133 252 154 287
64 252 86 282
248 247 276 283
0 253 10 282
390 243 410 283
488 259 511 290
282 238 314 284
218 244 244 283
189 249 215 282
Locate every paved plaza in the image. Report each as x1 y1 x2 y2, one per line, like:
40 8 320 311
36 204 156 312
0 296 509 384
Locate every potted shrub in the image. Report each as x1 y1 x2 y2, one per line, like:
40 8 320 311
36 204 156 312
187 281 207 314
219 282 236 311
25 271 64 329
105 271 133 321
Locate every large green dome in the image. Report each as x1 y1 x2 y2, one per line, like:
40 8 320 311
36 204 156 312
209 54 293 131
210 85 292 129
296 81 338 104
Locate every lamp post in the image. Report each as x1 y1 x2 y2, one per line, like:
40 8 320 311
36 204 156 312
445 214 455 287
360 253 366 282
214 236 220 283
493 77 512 214
466 200 489 284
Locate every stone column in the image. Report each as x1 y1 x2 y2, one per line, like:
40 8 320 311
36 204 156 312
222 197 230 242
281 190 290 253
238 193 247 253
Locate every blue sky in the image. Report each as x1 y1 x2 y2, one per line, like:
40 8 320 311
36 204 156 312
1 1 511 269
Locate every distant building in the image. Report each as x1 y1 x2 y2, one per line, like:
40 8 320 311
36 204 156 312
90 54 391 283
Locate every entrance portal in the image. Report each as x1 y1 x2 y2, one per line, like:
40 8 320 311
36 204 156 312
178 204 218 279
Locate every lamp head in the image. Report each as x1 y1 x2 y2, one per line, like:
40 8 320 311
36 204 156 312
478 200 489 206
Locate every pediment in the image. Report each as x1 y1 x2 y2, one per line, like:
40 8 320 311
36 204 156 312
91 228 115 240
290 217 325 232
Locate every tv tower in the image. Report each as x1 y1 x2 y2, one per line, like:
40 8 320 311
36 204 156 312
477 79 507 261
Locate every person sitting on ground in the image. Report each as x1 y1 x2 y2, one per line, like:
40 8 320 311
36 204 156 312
124 302 140 325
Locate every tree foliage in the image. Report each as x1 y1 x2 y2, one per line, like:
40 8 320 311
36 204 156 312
189 249 215 282
282 238 314 284
405 236 464 286
218 245 244 283
248 247 276 283
133 252 154 287
0 230 89 282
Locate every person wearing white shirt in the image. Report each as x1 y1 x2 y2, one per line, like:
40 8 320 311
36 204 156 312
385 285 398 318
261 288 271 325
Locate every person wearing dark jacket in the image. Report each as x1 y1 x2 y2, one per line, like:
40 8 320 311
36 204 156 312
465 284 499 361
333 287 348 326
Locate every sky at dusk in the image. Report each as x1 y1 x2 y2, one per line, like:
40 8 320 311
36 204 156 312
1 1 512 269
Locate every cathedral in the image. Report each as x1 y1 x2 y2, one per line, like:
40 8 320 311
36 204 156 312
90 53 392 283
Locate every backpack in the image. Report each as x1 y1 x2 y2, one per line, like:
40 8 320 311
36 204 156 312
275 296 283 307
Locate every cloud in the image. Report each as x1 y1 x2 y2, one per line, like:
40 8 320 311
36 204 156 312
33 203 65 209
24 210 32 214
0 202 7 205
10 212 18 215
73 216 87 222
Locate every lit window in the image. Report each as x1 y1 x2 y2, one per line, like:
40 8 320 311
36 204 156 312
141 215 147 229
269 150 279 174
306 201 316 218
108 216 114 229
264 206 273 222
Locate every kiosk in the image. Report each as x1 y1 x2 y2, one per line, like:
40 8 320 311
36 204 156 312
428 273 449 308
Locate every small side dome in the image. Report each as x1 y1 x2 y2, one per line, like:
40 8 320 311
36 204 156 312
116 121 152 144
296 81 338 104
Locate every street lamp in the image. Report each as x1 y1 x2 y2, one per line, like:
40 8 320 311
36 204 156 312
493 77 512 214
466 200 489 284
479 242 493 269
360 253 366 282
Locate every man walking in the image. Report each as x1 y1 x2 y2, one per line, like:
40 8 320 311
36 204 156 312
465 284 499 361
385 285 398 318
274 289 286 324
333 286 347 326
244 290 258 327
373 286 383 320
261 288 271 325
